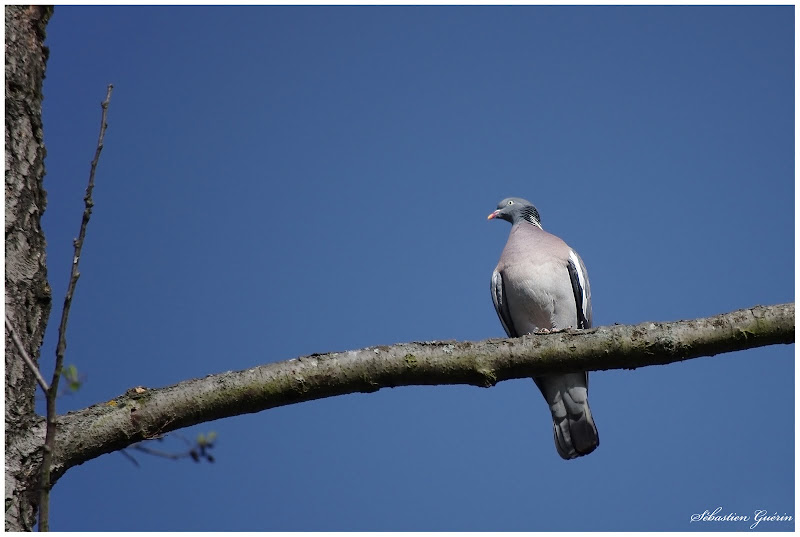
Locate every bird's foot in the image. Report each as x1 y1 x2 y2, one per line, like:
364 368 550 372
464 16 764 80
532 327 569 334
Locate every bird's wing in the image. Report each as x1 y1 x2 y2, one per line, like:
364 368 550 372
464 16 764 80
491 268 518 337
566 248 592 329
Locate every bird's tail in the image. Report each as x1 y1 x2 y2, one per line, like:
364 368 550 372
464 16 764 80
533 373 599 459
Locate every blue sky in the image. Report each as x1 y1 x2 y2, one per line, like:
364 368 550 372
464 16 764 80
37 5 793 531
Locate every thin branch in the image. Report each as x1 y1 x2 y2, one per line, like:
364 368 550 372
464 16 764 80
118 449 141 468
5 315 50 392
131 443 184 460
120 433 216 465
38 84 113 532
50 303 794 483
130 442 212 462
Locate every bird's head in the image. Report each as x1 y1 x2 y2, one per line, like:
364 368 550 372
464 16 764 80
487 197 542 228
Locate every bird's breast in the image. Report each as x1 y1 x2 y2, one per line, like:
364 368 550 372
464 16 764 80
497 257 576 333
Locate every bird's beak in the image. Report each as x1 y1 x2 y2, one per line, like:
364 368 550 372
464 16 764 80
487 210 500 220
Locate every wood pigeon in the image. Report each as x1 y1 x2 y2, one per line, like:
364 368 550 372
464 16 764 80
488 197 599 459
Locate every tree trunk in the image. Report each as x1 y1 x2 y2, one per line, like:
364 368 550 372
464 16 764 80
5 5 53 531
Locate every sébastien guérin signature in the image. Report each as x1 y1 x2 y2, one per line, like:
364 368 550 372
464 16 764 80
690 507 793 529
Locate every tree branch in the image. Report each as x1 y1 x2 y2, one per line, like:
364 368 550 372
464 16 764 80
39 84 113 532
5 315 50 392
126 432 216 464
49 303 793 482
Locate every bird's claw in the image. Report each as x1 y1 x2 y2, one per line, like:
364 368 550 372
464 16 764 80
532 327 570 335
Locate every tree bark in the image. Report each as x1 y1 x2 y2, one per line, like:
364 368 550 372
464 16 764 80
5 5 54 531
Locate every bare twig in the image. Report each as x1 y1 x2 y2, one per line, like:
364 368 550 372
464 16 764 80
38 84 113 532
118 449 141 468
120 433 216 466
131 443 185 460
5 314 50 392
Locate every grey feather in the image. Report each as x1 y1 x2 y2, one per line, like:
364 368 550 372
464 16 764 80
491 270 518 338
489 197 599 459
566 249 592 329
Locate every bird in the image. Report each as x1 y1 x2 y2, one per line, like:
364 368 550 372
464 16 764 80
488 197 599 459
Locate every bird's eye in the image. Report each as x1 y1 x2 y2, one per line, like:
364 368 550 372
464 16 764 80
507 200 514 205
